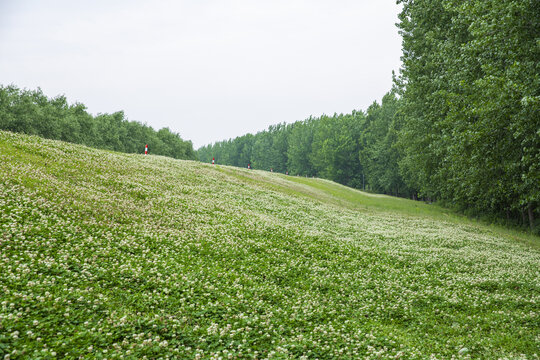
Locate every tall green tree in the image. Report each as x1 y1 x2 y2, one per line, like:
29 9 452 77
287 118 316 176
361 92 409 197
311 113 364 187
396 0 539 229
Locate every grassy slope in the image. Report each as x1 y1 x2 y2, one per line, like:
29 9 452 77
221 168 540 251
1 131 539 359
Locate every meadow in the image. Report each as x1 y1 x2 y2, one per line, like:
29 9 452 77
1 131 539 359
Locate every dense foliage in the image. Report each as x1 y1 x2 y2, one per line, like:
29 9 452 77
198 94 412 198
2 131 539 358
395 0 539 230
0 85 196 160
199 0 539 231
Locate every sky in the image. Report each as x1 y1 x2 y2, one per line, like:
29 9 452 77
0 0 403 148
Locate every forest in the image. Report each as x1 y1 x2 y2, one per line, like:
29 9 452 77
199 0 539 233
0 85 196 160
198 93 409 197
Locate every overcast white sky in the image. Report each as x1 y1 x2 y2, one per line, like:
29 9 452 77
0 0 402 148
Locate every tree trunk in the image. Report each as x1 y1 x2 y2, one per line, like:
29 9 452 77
528 204 535 232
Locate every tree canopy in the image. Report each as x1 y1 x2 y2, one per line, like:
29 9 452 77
395 0 539 230
198 95 411 197
0 85 196 160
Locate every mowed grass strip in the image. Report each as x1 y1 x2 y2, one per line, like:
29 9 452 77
221 166 540 251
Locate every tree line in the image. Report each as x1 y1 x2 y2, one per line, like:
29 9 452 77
0 85 196 160
198 91 411 198
396 0 538 231
199 0 539 232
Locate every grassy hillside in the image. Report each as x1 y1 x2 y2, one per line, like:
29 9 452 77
1 131 539 359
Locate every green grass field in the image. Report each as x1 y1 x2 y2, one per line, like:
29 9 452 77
1 131 539 359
